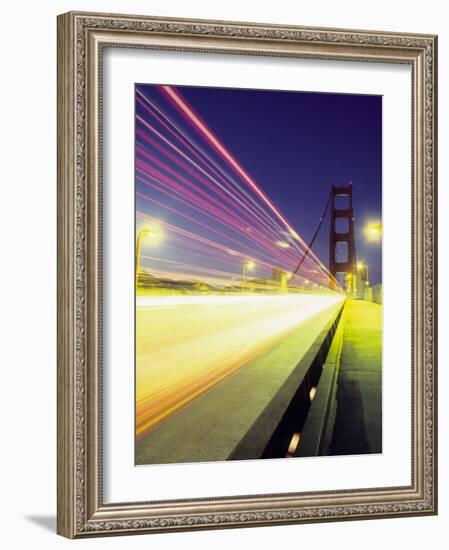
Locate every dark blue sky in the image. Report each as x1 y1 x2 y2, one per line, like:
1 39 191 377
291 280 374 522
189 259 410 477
177 85 382 284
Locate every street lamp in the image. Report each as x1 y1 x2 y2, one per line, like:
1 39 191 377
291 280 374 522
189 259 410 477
364 223 382 242
241 260 255 291
356 261 369 284
136 227 160 288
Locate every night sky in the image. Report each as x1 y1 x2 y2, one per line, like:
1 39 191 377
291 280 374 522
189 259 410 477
136 84 382 286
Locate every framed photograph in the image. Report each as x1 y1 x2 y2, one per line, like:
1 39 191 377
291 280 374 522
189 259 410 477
57 11 438 538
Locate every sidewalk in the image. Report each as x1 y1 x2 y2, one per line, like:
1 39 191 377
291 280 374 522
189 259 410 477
329 299 382 455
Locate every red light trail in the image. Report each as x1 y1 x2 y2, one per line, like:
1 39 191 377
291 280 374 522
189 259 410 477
136 85 341 291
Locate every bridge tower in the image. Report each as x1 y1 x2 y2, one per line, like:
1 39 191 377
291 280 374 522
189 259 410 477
329 184 357 292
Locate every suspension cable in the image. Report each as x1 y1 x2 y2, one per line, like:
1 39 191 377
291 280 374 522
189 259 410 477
288 189 334 287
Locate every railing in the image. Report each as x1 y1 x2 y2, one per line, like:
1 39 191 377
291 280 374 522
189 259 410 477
228 300 346 460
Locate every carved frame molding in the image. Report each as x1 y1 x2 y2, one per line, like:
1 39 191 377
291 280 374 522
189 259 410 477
57 11 437 538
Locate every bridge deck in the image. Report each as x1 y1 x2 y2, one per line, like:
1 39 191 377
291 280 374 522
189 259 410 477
329 299 382 455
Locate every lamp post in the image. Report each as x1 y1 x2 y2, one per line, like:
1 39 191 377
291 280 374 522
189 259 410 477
345 272 353 295
356 261 369 283
136 228 159 289
241 260 255 291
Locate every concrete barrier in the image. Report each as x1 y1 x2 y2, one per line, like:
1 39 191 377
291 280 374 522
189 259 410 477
229 300 346 460
295 306 346 457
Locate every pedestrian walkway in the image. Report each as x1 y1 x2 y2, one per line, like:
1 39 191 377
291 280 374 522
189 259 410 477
329 299 382 455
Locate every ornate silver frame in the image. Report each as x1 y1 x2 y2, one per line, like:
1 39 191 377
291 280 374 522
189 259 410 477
57 11 438 538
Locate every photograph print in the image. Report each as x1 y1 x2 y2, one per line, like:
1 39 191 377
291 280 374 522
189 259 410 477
134 83 382 466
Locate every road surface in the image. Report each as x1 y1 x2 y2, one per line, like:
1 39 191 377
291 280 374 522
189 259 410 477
136 293 344 440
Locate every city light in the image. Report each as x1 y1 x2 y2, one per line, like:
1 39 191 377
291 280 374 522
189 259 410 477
139 223 163 244
364 222 382 241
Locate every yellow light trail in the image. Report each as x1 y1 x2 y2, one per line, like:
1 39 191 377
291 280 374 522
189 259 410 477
136 293 344 439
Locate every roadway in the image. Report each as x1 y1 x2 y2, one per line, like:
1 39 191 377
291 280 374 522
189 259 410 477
136 293 345 452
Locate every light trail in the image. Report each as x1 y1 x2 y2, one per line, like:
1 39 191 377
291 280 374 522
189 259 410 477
136 85 340 289
134 85 346 442
139 255 245 286
159 85 334 282
135 136 284 245
136 210 319 285
137 104 289 245
136 120 295 248
161 86 306 241
136 90 292 240
136 184 302 270
136 294 345 439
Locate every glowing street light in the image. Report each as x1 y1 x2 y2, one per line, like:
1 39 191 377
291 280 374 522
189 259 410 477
364 223 382 241
241 260 255 291
356 261 369 290
136 227 162 288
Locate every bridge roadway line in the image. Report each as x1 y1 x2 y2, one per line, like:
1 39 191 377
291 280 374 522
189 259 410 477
135 296 344 465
